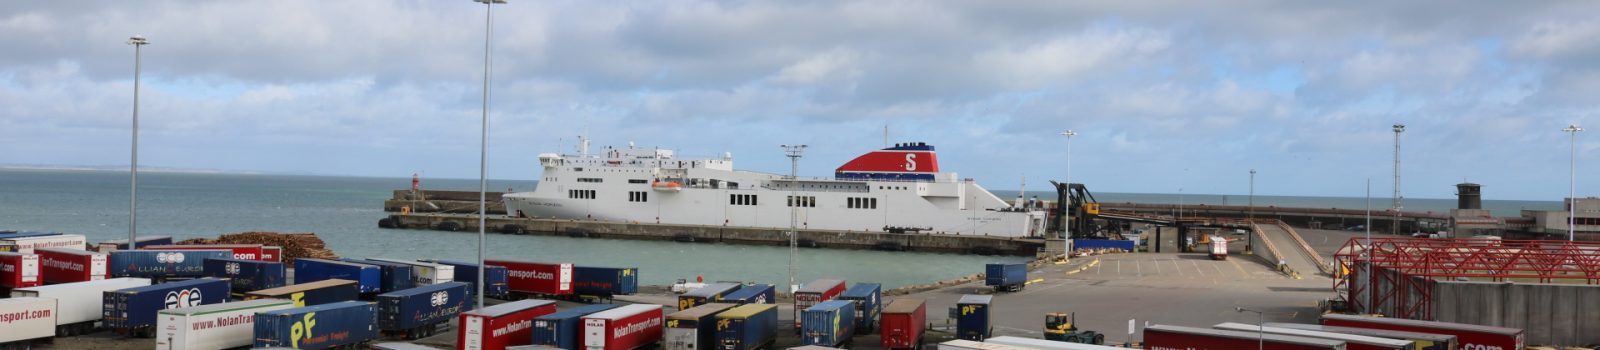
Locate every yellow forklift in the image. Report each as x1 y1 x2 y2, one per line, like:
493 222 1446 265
1043 312 1104 344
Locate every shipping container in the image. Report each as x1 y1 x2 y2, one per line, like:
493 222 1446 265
154 299 296 350
715 304 778 350
720 284 775 305
377 281 472 339
36 247 107 284
573 266 639 297
253 300 378 349
986 336 1128 350
533 304 621 350
1321 314 1520 350
984 263 1027 292
340 258 415 293
792 279 845 329
486 259 574 296
0 231 59 240
108 249 232 280
1215 322 1412 350
665 303 737 350
1143 324 1347 350
146 244 270 261
459 299 558 350
367 258 457 286
879 299 926 350
0 251 41 288
263 246 282 262
0 297 57 347
95 235 173 252
203 257 286 293
509 346 571 350
800 300 856 347
788 346 843 350
679 282 743 311
583 304 665 350
294 258 383 293
103 278 231 337
1265 323 1457 350
424 259 511 299
9 277 151 334
954 295 991 341
838 283 881 334
938 339 1035 350
1 234 87 254
245 279 361 307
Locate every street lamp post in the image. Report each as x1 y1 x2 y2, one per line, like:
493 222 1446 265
782 145 807 293
1566 124 1584 241
127 35 149 250
1392 124 1405 235
1235 307 1265 350
1062 130 1076 239
472 0 506 310
1248 169 1255 252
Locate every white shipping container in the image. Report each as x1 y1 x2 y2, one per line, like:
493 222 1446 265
368 258 456 285
938 340 1035 350
1 234 88 254
0 297 57 344
156 299 296 350
985 336 1127 350
10 277 151 326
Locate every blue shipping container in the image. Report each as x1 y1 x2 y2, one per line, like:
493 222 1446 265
343 258 415 293
103 278 231 336
715 304 778 350
531 304 620 350
203 257 286 292
254 300 378 349
0 231 60 240
246 279 361 307
678 282 742 310
838 283 882 334
424 259 510 299
801 300 857 347
109 249 232 279
720 284 775 305
295 258 382 293
984 263 1027 291
376 281 471 334
955 295 992 341
572 266 639 297
96 236 174 250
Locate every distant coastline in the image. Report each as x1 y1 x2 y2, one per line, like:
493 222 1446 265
0 164 253 175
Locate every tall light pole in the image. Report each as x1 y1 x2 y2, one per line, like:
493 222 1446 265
1061 130 1076 239
782 144 807 293
127 35 149 250
1248 169 1255 251
472 0 506 310
1235 307 1265 350
1565 124 1584 241
1392 124 1405 235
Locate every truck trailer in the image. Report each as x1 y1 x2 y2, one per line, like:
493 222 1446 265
582 304 665 350
459 299 558 350
879 299 926 350
1143 324 1347 350
36 248 107 284
10 277 151 335
154 299 296 350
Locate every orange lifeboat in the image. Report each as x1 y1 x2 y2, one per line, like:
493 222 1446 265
651 181 683 192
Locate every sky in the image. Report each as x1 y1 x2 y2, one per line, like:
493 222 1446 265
1 1 1596 201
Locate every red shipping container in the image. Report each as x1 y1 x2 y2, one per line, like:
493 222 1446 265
880 299 926 350
262 246 282 262
458 299 558 350
1322 314 1523 350
1144 325 1347 350
145 244 269 261
792 278 846 329
37 248 108 284
0 252 42 288
485 259 572 296
583 304 663 350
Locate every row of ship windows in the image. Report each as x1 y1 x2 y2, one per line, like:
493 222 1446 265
569 167 653 173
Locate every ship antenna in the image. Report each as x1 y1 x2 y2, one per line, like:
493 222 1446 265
884 123 889 148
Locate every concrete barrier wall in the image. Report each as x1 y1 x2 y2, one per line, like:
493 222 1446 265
1073 239 1135 250
1432 281 1600 345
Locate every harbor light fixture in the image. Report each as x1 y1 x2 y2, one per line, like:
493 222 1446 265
471 0 506 310
1061 130 1076 239
127 35 149 249
1234 307 1265 350
1392 123 1405 235
1565 124 1584 241
782 144 807 293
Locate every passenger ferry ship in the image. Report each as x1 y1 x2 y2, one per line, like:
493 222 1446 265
503 140 1047 237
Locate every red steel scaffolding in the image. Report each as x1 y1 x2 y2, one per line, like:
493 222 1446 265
1334 237 1600 319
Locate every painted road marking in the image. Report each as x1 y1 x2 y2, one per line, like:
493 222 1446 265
1229 258 1250 276
1191 260 1204 276
1211 261 1226 276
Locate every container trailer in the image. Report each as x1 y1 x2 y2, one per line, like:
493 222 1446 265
937 339 1034 350
367 257 456 285
36 247 107 284
145 244 270 261
954 295 992 341
838 283 881 333
10 277 151 335
374 343 448 350
253 300 379 349
293 258 383 293
800 300 856 347
0 251 41 289
533 304 621 350
573 266 639 298
1321 314 1521 350
788 346 843 350
720 284 775 305
1143 324 1348 350
459 299 558 350
986 336 1128 350
424 259 511 299
1215 322 1412 350
984 263 1027 292
103 278 231 337
879 299 926 350
245 279 361 307
1265 323 1457 350
0 231 59 240
583 304 665 350
665 303 737 350
0 234 87 253
203 257 286 293
263 246 282 262
679 282 743 311
714 304 778 350
108 249 232 280
340 258 415 293
486 259 574 297
792 279 845 330
376 281 472 339
154 298 296 350
0 297 57 348
95 236 173 252
1209 236 1230 260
